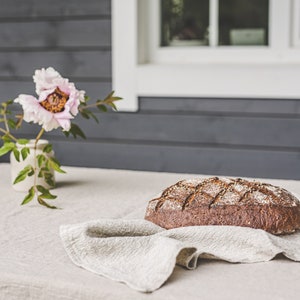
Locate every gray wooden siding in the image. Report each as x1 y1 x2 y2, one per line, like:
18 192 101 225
0 0 111 102
51 97 300 180
1 0 300 180
0 0 110 19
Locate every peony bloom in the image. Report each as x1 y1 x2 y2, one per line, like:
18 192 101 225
14 67 85 132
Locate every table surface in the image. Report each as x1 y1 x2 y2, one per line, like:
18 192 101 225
1 163 300 300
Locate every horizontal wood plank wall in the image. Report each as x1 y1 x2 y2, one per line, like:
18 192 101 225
0 0 111 102
1 0 300 180
49 97 300 180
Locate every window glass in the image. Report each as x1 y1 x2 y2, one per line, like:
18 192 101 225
160 0 269 47
161 0 209 47
219 0 269 46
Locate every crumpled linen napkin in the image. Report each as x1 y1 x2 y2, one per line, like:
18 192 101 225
60 219 300 292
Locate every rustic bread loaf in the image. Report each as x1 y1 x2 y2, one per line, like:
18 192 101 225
144 177 300 235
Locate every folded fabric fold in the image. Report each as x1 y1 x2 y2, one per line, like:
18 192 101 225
60 219 300 293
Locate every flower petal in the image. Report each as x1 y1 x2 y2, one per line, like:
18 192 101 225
56 118 71 131
38 88 56 102
33 67 62 95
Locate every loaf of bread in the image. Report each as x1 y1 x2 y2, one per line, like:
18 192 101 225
144 177 300 235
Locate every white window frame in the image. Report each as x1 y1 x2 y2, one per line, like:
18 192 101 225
112 0 300 111
293 0 300 46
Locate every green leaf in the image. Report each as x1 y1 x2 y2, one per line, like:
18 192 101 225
97 104 108 112
43 144 52 153
0 142 15 156
80 110 90 119
103 91 115 101
27 169 34 176
48 157 66 174
7 119 16 129
21 147 30 160
13 165 34 184
1 99 13 106
37 154 46 168
2 134 12 143
17 139 29 145
45 159 50 170
13 148 20 162
44 173 55 187
40 193 57 200
21 187 35 205
63 131 70 138
36 185 57 199
36 185 48 194
109 102 117 110
66 123 86 139
37 196 58 209
79 108 99 123
104 91 122 102
13 173 27 184
88 111 99 123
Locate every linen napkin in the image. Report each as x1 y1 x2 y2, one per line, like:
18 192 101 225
60 219 300 292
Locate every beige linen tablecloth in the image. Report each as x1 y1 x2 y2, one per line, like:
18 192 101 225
1 163 300 300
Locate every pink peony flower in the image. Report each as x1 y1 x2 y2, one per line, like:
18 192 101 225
14 67 85 132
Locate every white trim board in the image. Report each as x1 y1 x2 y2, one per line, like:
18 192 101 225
137 63 300 99
112 0 138 111
293 0 300 46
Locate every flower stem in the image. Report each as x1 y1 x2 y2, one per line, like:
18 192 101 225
33 128 45 189
0 127 18 142
3 106 10 132
35 128 45 147
0 102 19 141
78 99 110 111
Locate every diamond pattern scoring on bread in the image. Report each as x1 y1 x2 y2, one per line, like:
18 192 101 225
145 177 300 235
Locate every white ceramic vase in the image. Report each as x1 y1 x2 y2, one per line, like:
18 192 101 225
10 139 55 192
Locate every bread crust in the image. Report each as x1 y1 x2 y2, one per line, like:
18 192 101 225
144 177 300 235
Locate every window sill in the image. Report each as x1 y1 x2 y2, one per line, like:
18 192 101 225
136 63 300 99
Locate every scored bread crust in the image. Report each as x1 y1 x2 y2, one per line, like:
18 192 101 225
144 177 300 235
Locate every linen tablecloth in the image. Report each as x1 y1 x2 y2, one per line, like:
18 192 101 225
1 163 300 300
